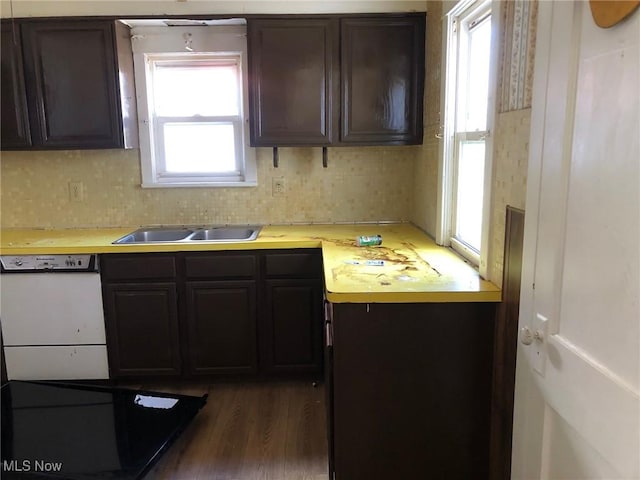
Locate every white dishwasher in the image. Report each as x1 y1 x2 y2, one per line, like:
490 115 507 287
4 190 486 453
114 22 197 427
0 254 109 380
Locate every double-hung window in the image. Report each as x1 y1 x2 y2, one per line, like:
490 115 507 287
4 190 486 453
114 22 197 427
131 24 256 187
440 0 495 272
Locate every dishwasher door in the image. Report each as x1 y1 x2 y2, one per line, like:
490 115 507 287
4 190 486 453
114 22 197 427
0 272 109 380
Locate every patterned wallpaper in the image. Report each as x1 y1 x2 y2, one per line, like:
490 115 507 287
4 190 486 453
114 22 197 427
412 0 442 237
488 108 530 286
488 0 538 285
0 146 417 228
498 0 538 112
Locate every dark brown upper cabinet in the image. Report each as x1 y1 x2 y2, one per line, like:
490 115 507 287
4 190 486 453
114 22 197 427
1 19 137 151
1 22 31 149
247 13 425 147
340 16 425 145
248 18 338 146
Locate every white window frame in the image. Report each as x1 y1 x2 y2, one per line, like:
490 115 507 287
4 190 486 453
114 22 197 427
437 0 499 277
131 25 257 188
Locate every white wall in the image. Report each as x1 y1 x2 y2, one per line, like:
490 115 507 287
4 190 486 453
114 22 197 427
0 0 426 18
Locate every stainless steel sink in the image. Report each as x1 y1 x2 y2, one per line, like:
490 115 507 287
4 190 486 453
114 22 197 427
113 228 194 244
113 226 261 244
188 227 260 242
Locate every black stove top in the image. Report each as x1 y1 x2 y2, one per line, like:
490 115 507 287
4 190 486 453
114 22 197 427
1 381 206 479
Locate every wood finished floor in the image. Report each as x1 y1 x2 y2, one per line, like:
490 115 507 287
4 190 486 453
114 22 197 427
123 381 329 480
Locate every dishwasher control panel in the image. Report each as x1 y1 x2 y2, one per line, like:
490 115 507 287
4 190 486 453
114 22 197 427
0 255 97 272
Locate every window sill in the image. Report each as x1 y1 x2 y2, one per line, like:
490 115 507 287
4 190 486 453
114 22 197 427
450 237 480 267
141 181 258 188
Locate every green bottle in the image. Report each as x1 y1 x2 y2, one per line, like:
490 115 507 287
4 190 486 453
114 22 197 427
356 235 382 247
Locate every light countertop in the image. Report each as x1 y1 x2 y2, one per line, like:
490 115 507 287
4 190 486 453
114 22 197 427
0 224 501 303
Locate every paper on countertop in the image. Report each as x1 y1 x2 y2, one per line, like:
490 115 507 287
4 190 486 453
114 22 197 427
343 260 385 266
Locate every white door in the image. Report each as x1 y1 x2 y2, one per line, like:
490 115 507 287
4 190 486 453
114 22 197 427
511 1 639 479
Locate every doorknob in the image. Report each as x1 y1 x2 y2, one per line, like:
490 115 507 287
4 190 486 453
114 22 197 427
520 326 544 345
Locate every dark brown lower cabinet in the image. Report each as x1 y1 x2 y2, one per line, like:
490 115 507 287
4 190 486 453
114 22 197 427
329 302 496 480
262 279 323 373
101 250 324 379
103 283 181 377
186 281 257 375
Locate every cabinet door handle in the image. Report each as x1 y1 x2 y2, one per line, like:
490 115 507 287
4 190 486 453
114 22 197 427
325 321 333 347
324 300 333 322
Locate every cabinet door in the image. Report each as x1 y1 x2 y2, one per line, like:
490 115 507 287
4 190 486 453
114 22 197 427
21 21 124 149
103 283 181 377
186 281 257 375
262 279 323 373
1 22 31 148
331 302 495 480
248 18 338 146
340 15 425 145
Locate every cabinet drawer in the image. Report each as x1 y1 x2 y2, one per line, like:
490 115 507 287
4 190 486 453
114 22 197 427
100 255 176 281
264 251 322 278
184 254 257 279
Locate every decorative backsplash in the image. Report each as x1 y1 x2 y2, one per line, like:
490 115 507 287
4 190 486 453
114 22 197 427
412 0 442 238
488 108 531 286
0 146 418 229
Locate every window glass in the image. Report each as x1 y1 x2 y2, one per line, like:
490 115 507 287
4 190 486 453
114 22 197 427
153 61 240 117
163 123 236 173
464 16 491 132
455 140 485 251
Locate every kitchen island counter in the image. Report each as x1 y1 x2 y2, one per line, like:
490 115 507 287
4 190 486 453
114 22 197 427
0 223 500 303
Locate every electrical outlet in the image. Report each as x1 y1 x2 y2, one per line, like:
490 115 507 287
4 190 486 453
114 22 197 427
69 181 84 202
272 178 285 196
